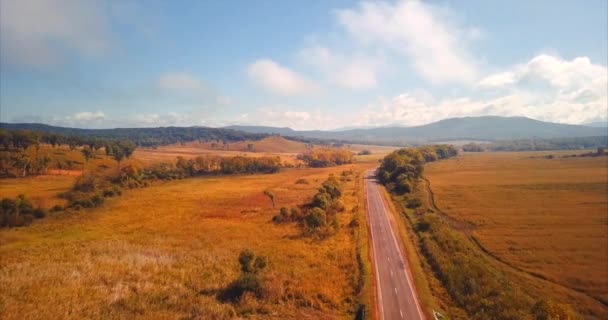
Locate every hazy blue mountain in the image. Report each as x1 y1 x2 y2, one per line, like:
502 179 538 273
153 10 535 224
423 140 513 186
223 125 296 135
223 116 607 143
2 116 606 145
584 121 608 128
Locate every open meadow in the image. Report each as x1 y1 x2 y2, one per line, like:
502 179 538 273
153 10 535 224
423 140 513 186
0 140 384 319
425 151 608 318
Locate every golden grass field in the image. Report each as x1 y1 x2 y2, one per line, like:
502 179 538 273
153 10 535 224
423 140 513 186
0 141 384 319
135 136 396 166
425 151 608 318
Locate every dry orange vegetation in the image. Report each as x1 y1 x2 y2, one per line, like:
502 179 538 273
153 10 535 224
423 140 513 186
0 155 380 319
0 175 74 209
425 151 608 318
135 136 397 166
134 137 302 166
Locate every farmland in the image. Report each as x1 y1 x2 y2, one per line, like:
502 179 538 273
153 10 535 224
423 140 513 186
424 151 608 318
0 140 382 319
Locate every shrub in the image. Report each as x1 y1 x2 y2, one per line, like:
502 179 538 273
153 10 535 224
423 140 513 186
305 207 327 229
330 200 345 213
406 198 422 209
312 193 332 210
279 207 290 220
295 178 309 185
358 150 372 155
0 195 47 228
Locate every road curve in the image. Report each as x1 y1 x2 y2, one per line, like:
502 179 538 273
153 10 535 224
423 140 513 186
365 169 425 320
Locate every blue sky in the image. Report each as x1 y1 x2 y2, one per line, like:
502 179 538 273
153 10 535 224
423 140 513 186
1 0 606 129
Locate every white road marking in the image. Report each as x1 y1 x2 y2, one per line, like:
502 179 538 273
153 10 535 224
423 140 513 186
400 310 404 318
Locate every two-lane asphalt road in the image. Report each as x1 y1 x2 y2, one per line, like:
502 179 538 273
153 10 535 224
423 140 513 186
365 169 425 320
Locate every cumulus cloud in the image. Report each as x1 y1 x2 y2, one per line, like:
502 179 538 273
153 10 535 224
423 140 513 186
0 0 110 66
353 54 608 126
247 59 319 96
234 107 336 130
71 111 106 121
299 46 383 89
477 72 516 88
335 0 479 84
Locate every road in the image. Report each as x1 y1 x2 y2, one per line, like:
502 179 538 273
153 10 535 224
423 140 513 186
365 169 425 320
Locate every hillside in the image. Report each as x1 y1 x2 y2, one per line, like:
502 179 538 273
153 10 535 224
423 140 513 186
231 116 607 143
0 123 268 147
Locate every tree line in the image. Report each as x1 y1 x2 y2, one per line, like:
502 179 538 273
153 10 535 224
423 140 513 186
0 123 268 148
462 135 607 152
273 172 350 238
0 129 137 178
297 148 354 167
377 145 457 194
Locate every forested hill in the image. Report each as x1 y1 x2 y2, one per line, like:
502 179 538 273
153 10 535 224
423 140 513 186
0 123 269 147
229 116 607 143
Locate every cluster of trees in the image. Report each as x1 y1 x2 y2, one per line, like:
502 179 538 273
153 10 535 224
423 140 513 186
59 171 126 210
462 142 485 152
357 149 372 155
1 123 269 148
297 148 354 167
174 155 282 177
0 129 139 178
1 195 47 228
465 136 608 152
377 145 457 193
273 174 346 236
222 249 268 301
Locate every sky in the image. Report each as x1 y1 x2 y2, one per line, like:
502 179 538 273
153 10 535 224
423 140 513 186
0 0 607 130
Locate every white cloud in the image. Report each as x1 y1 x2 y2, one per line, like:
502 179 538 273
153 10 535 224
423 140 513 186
353 54 608 126
247 59 318 96
335 0 478 84
477 72 516 88
72 111 106 121
300 46 383 89
158 73 205 91
233 107 336 130
0 0 110 66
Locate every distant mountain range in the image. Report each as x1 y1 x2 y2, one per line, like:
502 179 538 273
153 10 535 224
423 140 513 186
2 116 606 146
226 116 607 144
584 121 608 128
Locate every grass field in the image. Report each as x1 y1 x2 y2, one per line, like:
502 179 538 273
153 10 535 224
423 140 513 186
425 151 608 318
0 150 380 319
135 136 397 166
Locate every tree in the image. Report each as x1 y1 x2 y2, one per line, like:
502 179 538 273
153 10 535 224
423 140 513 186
263 189 275 208
305 207 327 229
106 140 137 171
81 146 94 168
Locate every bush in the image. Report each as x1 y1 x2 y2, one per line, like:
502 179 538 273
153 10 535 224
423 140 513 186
295 178 309 184
279 207 290 218
290 207 302 219
312 193 332 210
330 200 345 213
406 198 422 209
0 195 47 228
222 249 268 301
358 150 372 155
305 207 327 229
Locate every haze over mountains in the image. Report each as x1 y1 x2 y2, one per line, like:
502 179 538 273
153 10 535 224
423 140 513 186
3 116 606 146
225 116 607 143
